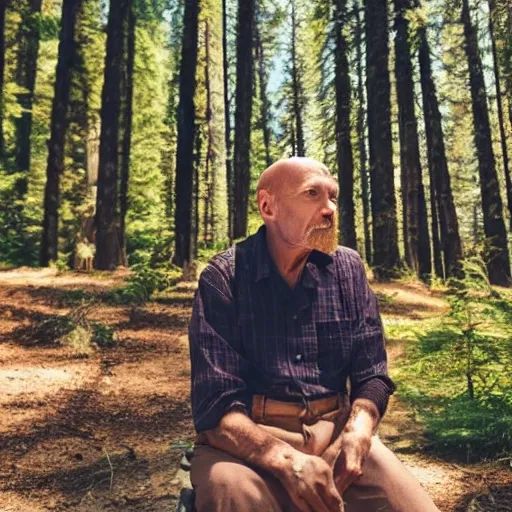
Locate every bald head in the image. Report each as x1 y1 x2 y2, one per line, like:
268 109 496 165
257 157 333 199
256 157 339 255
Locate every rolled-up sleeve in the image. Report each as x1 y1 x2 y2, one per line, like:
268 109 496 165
349 258 396 416
189 257 250 433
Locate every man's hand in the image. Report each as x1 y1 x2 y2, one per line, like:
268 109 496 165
320 399 380 493
328 431 372 492
277 451 344 512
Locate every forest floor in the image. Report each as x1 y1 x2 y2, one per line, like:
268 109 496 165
0 268 510 511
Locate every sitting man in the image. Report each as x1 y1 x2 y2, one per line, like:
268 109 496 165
188 157 439 511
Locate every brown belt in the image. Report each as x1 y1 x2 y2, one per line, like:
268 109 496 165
195 393 350 446
251 394 348 426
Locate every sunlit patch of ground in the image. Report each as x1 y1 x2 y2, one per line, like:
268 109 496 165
1 366 91 396
372 281 448 319
0 267 130 290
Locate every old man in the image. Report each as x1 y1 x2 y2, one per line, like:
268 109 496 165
188 157 439 511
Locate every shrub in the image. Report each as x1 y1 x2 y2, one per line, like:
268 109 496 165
392 256 512 460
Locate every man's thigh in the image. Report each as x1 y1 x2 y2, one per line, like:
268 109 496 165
335 436 392 512
190 444 290 512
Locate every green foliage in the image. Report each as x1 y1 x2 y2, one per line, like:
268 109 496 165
391 257 512 460
12 302 117 354
91 321 117 347
107 263 181 305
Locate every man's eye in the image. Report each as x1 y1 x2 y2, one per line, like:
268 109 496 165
330 196 338 203
307 189 317 197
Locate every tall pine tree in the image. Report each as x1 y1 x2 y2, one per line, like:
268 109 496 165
95 0 135 269
174 0 200 266
232 0 255 239
40 0 83 265
365 0 400 278
394 0 431 279
461 0 510 286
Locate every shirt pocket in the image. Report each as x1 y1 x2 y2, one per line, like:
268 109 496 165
314 304 354 372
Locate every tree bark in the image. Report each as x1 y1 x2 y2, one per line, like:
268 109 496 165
14 0 42 198
462 0 510 286
502 1 512 133
417 3 462 279
233 0 254 239
354 0 371 263
429 169 444 278
291 0 305 157
222 0 233 243
365 0 400 278
192 121 201 259
174 0 200 266
119 1 136 267
394 0 431 280
204 19 213 245
334 0 356 249
488 0 512 232
95 0 133 270
40 0 82 266
203 0 228 246
0 0 6 159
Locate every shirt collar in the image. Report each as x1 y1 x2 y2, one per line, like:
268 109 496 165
253 225 335 283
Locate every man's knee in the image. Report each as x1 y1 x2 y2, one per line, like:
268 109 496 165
358 436 394 487
192 449 282 512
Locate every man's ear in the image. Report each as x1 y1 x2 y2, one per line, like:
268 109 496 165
258 190 275 221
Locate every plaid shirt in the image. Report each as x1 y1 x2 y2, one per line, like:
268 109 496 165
189 225 395 433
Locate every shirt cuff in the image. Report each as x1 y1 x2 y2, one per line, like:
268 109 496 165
350 376 395 417
194 396 250 433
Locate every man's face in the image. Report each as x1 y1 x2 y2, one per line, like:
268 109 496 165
274 170 339 254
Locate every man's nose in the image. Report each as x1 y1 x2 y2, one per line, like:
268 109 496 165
322 200 336 217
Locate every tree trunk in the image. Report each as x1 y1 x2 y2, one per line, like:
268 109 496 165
334 0 356 249
174 0 200 266
95 0 133 270
429 171 444 278
291 0 305 157
417 3 462 279
394 0 431 280
354 0 371 263
0 0 6 159
222 0 233 243
40 0 82 266
503 1 512 133
255 21 272 169
204 19 213 245
462 0 510 286
192 121 201 260
62 0 92 266
489 0 512 232
14 0 42 198
119 1 136 267
365 0 400 278
233 0 254 239
203 0 228 246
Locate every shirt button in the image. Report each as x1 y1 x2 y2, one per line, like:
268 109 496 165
294 353 303 363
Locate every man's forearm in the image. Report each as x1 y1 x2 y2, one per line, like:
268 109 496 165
204 410 301 478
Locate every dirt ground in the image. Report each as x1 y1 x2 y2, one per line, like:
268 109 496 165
0 269 510 511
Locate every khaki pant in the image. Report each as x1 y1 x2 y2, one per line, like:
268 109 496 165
191 395 391 511
191 443 391 512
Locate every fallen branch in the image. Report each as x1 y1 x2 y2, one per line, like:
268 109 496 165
103 447 114 490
